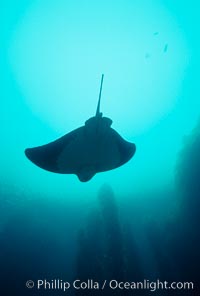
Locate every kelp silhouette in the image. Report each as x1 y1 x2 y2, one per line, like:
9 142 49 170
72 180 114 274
25 75 136 182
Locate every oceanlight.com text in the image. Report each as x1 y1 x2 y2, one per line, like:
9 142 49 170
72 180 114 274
26 279 194 292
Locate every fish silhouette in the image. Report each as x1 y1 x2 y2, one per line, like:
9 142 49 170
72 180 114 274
25 75 136 182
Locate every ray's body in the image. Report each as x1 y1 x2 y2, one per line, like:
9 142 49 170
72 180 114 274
25 75 136 182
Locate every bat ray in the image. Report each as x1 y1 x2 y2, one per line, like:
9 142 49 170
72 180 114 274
25 75 136 182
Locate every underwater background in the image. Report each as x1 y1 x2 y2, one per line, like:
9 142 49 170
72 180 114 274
1 0 200 295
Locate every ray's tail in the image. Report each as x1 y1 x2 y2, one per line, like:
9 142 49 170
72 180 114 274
96 74 104 117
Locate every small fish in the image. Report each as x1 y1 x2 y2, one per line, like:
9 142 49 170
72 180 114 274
145 53 151 59
25 75 136 182
153 32 159 36
164 44 168 53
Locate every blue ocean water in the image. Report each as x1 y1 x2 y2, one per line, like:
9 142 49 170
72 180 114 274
1 1 200 295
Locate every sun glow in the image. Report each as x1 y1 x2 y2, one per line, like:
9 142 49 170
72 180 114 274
9 0 188 137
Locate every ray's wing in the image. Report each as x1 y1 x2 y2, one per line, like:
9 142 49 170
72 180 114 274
25 127 83 173
114 129 136 167
89 127 136 173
